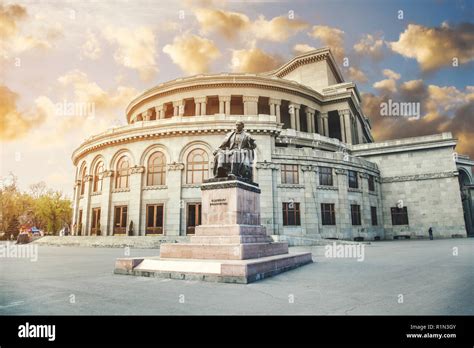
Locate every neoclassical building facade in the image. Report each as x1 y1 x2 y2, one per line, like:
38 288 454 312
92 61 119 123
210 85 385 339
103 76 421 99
71 48 473 241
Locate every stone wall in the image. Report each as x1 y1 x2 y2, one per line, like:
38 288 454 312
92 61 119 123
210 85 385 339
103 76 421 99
354 134 467 239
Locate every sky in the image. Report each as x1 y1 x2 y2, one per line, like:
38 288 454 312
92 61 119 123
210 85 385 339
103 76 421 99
1 0 473 198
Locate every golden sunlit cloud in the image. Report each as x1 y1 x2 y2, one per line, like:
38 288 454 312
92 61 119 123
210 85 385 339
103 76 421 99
253 15 309 42
346 67 368 83
80 30 102 60
308 25 345 62
293 43 316 55
103 25 158 81
194 9 308 43
0 85 48 141
57 70 139 111
382 69 401 80
363 78 474 158
0 2 62 58
353 33 384 60
195 8 250 40
163 33 221 75
389 22 474 71
230 47 282 73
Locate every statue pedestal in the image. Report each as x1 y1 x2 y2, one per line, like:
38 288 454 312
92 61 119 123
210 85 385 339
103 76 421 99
114 178 313 283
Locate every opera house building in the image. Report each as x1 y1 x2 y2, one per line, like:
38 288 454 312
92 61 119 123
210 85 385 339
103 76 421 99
71 47 474 243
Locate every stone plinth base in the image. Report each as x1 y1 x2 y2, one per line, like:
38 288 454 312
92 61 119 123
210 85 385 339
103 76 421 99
114 252 313 284
113 178 313 283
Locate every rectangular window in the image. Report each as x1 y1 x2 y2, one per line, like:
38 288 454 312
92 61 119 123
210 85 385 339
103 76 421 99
146 204 164 235
368 175 375 192
282 202 301 226
281 164 299 184
371 206 378 226
321 203 336 225
351 204 362 225
391 207 409 225
113 205 128 235
348 170 359 189
319 167 333 186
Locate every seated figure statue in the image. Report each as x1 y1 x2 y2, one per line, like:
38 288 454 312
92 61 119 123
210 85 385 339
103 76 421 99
213 121 256 181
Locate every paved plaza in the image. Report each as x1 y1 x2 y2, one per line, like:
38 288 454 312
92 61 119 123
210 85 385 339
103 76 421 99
0 239 473 315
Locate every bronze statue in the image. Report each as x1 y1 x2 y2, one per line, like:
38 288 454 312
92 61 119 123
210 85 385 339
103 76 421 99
213 121 256 181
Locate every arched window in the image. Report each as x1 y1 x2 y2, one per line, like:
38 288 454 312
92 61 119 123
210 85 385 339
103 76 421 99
80 166 87 195
186 149 209 184
115 156 130 189
93 161 104 192
147 152 166 186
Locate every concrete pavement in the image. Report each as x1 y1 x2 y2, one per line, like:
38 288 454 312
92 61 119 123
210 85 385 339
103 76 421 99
0 238 472 315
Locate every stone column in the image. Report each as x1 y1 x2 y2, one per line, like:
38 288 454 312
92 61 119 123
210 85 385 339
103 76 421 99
219 97 225 114
128 166 145 236
194 102 200 116
338 110 347 143
290 103 300 130
306 107 315 133
100 170 113 236
82 175 93 236
316 111 323 135
335 168 350 239
269 102 276 116
166 162 184 235
155 105 164 119
340 109 352 144
243 96 258 115
321 113 329 137
302 165 320 235
224 97 231 116
173 100 184 117
219 96 230 115
72 180 81 234
294 104 301 131
195 97 207 116
359 172 371 227
270 98 281 123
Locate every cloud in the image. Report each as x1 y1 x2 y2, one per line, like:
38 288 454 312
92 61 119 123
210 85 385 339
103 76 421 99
0 85 48 141
373 79 397 93
293 43 317 55
230 47 282 73
0 2 62 58
195 8 250 40
0 3 27 38
308 25 345 62
362 78 474 159
163 33 221 75
57 69 139 111
194 9 307 42
382 69 401 80
103 25 158 81
80 30 102 60
389 22 474 71
253 15 309 42
346 67 368 83
353 33 384 60
372 69 401 93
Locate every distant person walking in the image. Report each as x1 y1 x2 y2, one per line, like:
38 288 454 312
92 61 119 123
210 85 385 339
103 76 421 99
428 227 433 240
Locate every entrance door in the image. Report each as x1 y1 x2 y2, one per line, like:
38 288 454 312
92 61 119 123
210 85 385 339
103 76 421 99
146 204 164 235
186 203 201 235
113 206 128 235
91 208 101 236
